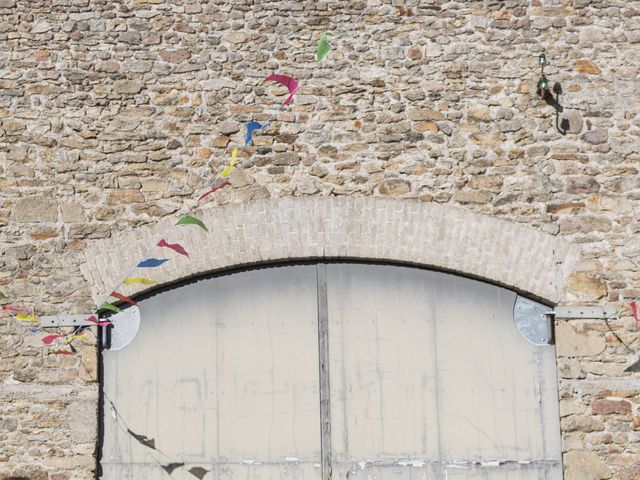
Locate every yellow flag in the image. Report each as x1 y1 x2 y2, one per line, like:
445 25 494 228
220 147 238 177
230 147 237 167
16 314 38 322
123 277 157 285
66 334 87 344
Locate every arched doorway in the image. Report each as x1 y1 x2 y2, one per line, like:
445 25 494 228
100 262 562 479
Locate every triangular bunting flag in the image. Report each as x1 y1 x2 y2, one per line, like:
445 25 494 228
123 277 157 285
42 333 66 345
219 147 238 178
66 334 86 344
162 462 186 474
188 467 209 479
53 349 75 356
2 305 28 314
99 302 121 314
198 180 229 202
127 428 156 450
625 358 640 372
85 315 113 327
111 292 136 305
245 121 266 147
137 258 169 268
157 239 190 259
316 31 333 61
176 215 209 233
264 74 298 105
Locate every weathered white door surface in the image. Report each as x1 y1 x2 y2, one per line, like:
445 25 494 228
326 264 561 479
101 263 562 479
101 265 322 479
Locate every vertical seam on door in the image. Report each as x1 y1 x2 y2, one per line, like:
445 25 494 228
317 263 332 480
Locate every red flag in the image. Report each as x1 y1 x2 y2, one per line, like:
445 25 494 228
157 239 190 259
42 333 66 345
197 180 230 202
111 292 137 306
2 305 28 314
631 301 639 327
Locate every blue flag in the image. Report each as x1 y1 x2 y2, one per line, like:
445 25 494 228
137 258 169 268
245 121 266 147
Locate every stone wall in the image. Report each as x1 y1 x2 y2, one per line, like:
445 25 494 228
0 0 639 479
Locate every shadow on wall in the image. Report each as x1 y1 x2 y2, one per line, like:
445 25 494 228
542 82 571 135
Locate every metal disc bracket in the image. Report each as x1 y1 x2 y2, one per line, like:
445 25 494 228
102 306 141 351
513 296 553 346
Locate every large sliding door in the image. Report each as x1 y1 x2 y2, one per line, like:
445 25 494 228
101 263 562 479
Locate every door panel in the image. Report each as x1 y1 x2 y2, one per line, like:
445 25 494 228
326 264 561 479
432 273 561 464
326 265 441 463
101 265 321 479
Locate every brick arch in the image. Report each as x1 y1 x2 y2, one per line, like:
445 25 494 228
80 196 579 305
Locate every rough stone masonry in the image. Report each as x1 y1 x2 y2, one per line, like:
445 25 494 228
0 0 639 479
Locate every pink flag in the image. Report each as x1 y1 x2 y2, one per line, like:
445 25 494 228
631 301 638 327
86 315 113 327
264 74 299 105
42 333 66 345
157 239 190 259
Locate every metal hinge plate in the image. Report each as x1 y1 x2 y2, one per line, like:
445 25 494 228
40 314 94 328
552 306 617 319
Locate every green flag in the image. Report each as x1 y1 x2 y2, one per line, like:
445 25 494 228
316 32 333 62
0 290 6 300
176 214 209 233
100 302 121 314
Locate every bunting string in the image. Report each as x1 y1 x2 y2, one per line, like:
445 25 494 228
0 5 374 475
27 6 374 475
68 7 345 331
